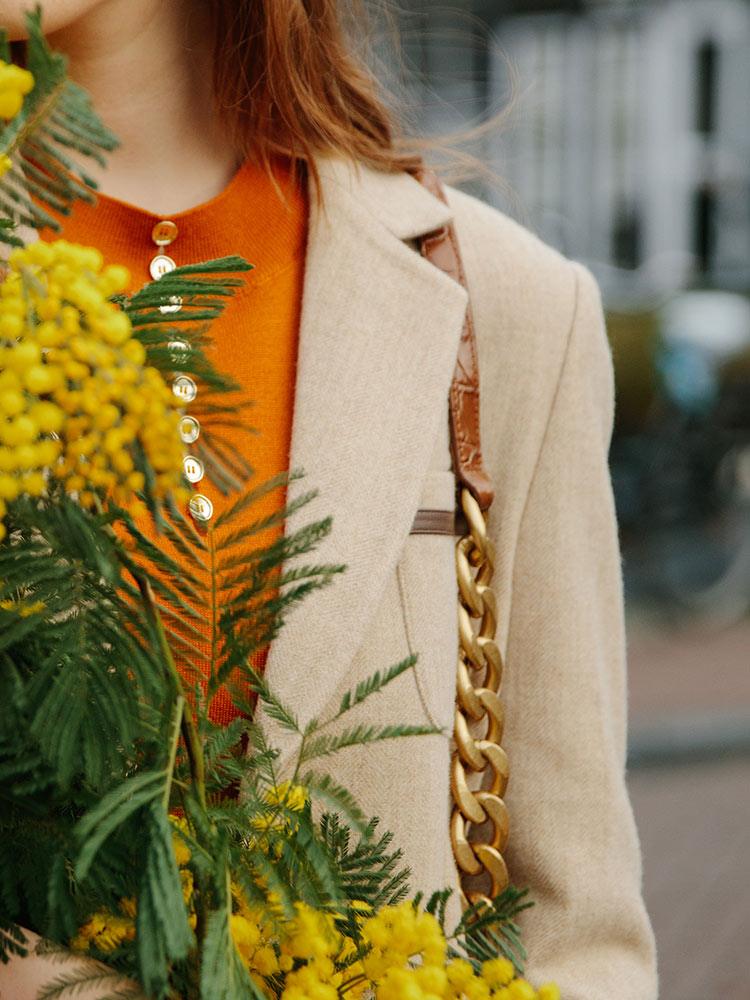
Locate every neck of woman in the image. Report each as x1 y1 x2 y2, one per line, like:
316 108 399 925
47 0 241 215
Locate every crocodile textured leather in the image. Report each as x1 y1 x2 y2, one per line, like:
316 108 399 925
413 167 495 512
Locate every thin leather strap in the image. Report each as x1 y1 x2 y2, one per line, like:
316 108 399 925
413 167 495 512
410 509 456 536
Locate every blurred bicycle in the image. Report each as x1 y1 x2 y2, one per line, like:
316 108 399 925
610 290 750 627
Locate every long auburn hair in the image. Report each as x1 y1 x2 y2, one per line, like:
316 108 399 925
207 0 423 191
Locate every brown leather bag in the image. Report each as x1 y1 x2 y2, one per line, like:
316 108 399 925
410 167 511 909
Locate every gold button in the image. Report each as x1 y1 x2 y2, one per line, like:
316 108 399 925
168 339 190 364
179 416 200 444
188 493 213 522
152 220 178 247
150 254 176 280
183 455 204 484
160 295 183 315
172 375 197 403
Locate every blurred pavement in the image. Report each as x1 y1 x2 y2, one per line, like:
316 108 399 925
628 758 750 1000
625 618 750 999
627 617 750 766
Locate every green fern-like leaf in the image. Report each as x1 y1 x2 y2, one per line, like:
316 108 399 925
124 258 252 394
0 916 28 964
33 950 144 1000
317 813 410 941
135 803 194 1000
300 772 366 829
116 466 345 727
334 654 418 718
200 907 264 1000
120 257 259 497
0 497 169 794
451 887 535 974
423 888 453 932
299 724 440 765
0 8 118 243
74 771 169 881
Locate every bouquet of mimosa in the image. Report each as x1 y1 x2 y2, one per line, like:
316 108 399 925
0 11 560 1000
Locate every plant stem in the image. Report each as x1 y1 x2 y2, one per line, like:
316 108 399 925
163 694 185 810
339 974 368 995
135 571 213 977
94 499 205 806
208 526 218 700
136 573 207 811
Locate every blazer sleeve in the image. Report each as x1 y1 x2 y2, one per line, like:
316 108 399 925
497 261 659 1000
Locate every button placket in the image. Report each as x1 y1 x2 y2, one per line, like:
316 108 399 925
168 339 191 370
188 494 213 522
172 375 197 404
183 455 204 484
150 253 177 280
179 416 200 444
150 220 182 314
151 218 211 523
172 371 206 520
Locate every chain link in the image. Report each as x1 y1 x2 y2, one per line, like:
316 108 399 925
450 486 510 909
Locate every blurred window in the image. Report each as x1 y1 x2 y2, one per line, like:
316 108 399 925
692 184 717 274
695 37 719 136
613 199 642 270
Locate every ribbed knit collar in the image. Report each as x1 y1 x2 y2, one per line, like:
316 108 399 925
45 157 308 291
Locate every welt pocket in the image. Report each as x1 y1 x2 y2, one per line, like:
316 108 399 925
397 475 459 732
396 534 457 732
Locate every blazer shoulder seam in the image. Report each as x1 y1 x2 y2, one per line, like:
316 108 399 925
444 184 571 276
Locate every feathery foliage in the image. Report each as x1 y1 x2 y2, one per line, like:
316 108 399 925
0 6 117 244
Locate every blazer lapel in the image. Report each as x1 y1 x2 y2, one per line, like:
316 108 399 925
259 156 468 763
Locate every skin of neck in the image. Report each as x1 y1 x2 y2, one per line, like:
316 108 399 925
47 0 241 215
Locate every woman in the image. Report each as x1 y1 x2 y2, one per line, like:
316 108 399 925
0 1 658 998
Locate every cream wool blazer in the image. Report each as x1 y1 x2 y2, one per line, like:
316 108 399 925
256 155 659 1000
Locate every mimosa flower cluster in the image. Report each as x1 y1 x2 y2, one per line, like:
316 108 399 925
0 60 34 176
0 58 34 120
263 899 561 1000
70 819 196 954
70 791 561 1000
0 239 188 539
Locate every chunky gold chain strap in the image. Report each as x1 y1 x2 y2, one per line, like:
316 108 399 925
410 165 507 907
450 486 510 909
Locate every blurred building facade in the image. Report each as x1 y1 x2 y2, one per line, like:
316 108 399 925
401 0 750 305
397 0 750 623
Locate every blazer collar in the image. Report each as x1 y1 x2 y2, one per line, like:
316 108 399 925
312 154 455 240
259 155 467 765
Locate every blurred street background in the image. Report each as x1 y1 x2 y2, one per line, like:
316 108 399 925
382 1 750 996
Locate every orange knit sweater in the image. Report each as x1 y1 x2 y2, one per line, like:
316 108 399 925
42 158 308 724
